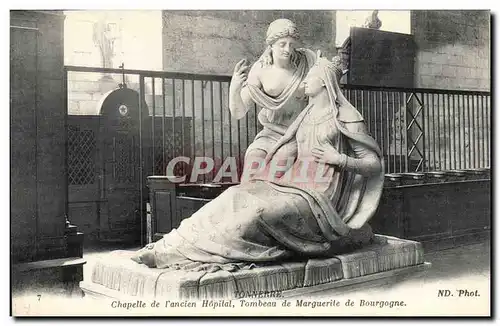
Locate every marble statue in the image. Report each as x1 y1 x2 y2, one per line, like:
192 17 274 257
92 19 118 70
131 53 385 271
362 10 382 30
229 18 316 181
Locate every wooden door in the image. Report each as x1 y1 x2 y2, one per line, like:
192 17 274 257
98 87 149 243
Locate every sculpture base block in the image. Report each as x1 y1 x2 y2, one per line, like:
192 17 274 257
81 234 428 300
81 262 430 300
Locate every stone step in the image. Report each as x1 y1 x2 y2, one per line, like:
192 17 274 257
13 257 86 273
13 257 87 298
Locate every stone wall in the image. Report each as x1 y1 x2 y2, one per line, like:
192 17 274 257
162 10 337 75
64 10 163 115
410 10 490 170
412 10 490 91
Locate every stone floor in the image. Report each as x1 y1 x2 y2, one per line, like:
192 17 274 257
311 238 491 295
11 239 491 316
302 238 491 316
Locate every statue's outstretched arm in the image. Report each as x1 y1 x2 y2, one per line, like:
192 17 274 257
229 61 261 120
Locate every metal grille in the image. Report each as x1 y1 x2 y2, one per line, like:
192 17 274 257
405 93 425 172
65 66 490 182
343 85 490 174
153 131 184 175
113 135 137 184
68 125 96 185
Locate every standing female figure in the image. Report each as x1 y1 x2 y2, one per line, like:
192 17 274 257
229 18 316 181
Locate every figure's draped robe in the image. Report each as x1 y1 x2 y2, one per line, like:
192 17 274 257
134 111 384 274
133 53 385 274
243 49 315 157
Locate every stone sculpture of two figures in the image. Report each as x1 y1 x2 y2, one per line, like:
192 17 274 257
131 18 385 272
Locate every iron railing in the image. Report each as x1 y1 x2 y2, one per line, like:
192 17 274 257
65 66 491 185
342 84 491 174
141 74 258 184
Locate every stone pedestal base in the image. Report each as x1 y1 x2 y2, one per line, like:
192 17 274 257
80 234 429 300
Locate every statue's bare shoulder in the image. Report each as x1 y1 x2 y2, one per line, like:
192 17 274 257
247 60 263 88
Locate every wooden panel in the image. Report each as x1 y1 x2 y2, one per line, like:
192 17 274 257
176 197 210 229
402 185 452 239
104 188 141 242
67 116 100 203
370 188 404 238
155 191 173 233
69 185 100 203
148 177 177 238
395 180 490 246
97 201 109 233
97 88 148 243
36 237 67 260
348 27 416 88
450 181 491 233
68 202 99 241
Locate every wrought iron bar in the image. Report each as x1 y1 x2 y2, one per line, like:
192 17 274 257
65 65 491 184
162 78 166 175
201 81 206 183
210 81 215 181
191 80 196 177
172 79 176 176
152 77 156 174
219 82 224 173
